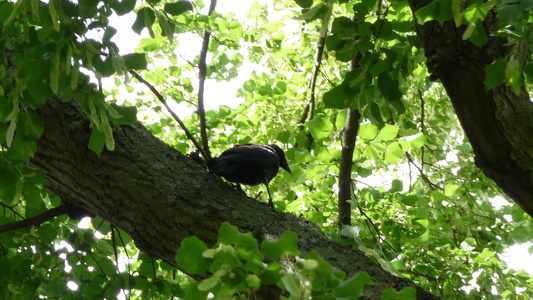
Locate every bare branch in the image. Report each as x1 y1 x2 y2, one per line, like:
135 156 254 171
196 0 218 160
129 70 208 160
0 205 67 234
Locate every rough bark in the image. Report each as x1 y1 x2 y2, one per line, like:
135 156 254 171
408 0 533 218
29 99 437 299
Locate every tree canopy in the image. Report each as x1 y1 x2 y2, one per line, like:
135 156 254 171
1 0 533 299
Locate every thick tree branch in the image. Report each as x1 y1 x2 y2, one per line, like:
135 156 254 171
408 0 533 218
29 98 437 299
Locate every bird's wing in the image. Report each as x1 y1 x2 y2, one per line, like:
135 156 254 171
219 144 279 165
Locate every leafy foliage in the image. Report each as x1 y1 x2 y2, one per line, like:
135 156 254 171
176 222 376 299
1 0 533 299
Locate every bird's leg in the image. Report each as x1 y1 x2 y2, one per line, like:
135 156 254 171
264 183 274 209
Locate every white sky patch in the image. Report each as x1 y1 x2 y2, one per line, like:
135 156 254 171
501 242 533 275
67 281 79 291
77 216 92 229
490 195 511 210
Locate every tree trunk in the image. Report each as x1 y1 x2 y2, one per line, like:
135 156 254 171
408 0 533 218
29 99 437 299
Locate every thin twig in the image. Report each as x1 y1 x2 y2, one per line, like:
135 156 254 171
196 0 218 160
0 204 67 234
418 89 426 171
405 152 442 190
298 0 335 150
356 205 395 252
129 70 208 160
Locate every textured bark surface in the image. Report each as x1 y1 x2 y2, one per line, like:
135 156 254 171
30 99 437 299
408 0 533 218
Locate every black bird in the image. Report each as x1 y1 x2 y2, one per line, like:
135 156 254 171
207 144 292 208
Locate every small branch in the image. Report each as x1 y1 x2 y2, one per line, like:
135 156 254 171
129 70 208 160
418 89 426 170
298 0 335 150
357 204 395 252
405 152 442 190
0 202 24 219
196 0 218 160
338 108 361 228
338 15 363 229
0 205 68 234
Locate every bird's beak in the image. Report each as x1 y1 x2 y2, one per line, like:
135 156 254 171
282 164 292 174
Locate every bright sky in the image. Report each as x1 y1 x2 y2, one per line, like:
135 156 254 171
105 0 267 114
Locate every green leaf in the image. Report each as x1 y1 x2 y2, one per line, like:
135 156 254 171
377 72 402 102
25 65 54 108
261 230 300 260
17 112 44 141
357 166 373 178
38 223 58 244
0 162 21 206
361 0 378 10
331 17 357 40
415 0 453 24
198 275 220 291
246 274 261 290
110 0 136 15
24 185 46 217
294 0 313 9
0 2 14 25
444 184 459 197
88 128 106 156
273 81 287 95
336 40 358 62
280 272 301 297
107 104 137 125
402 193 418 206
359 123 378 140
464 19 488 47
366 102 384 128
49 50 60 94
352 3 368 20
323 85 350 109
401 133 426 149
333 271 374 298
164 1 193 16
325 34 342 51
484 58 506 89
49 0 60 31
138 261 156 277
294 3 326 21
217 222 240 245
123 53 147 70
389 179 403 193
307 116 333 140
497 1 523 26
98 257 118 276
378 124 399 141
42 276 67 298
305 251 345 290
176 236 210 274
132 7 155 35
